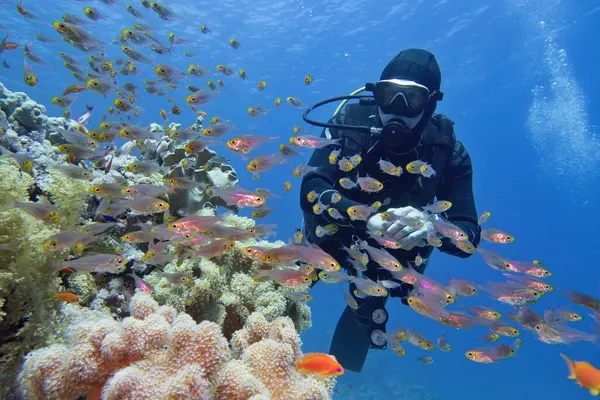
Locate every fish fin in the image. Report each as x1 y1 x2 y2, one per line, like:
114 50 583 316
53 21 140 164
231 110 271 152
559 353 576 379
590 388 599 396
314 373 328 381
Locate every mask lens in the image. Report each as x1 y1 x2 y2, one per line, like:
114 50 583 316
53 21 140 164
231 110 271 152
404 87 428 109
374 81 430 116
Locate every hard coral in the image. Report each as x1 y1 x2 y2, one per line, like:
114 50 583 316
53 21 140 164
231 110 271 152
18 293 335 400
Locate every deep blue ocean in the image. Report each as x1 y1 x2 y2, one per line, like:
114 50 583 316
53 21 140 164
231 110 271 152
2 0 599 398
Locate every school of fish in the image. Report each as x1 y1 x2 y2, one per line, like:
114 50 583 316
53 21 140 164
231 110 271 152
1 0 599 394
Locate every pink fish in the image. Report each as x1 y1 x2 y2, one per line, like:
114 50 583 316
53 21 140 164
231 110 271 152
432 215 468 241
412 273 455 305
247 224 276 238
359 241 402 272
289 135 341 149
481 228 515 244
256 269 311 286
246 154 288 175
129 271 154 294
504 258 551 277
260 245 302 264
205 223 255 241
476 247 513 272
226 134 278 154
208 187 265 208
242 245 272 261
439 311 486 329
60 253 126 274
406 295 448 320
447 278 477 297
534 321 597 345
289 243 340 272
184 239 235 258
168 214 226 234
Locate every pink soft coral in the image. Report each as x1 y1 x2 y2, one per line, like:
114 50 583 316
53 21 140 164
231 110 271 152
18 293 335 400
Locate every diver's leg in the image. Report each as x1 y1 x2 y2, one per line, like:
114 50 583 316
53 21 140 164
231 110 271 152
329 285 389 372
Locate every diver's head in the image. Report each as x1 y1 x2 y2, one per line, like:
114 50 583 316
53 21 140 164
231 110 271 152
374 48 443 153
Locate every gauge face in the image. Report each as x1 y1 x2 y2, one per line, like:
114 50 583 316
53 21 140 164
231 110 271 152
371 329 387 347
372 308 388 324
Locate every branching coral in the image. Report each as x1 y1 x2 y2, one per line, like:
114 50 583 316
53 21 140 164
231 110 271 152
17 293 334 400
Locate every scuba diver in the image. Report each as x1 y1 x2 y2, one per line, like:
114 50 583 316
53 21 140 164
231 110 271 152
299 48 481 372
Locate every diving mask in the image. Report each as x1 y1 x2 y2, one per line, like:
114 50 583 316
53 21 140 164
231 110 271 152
370 79 443 118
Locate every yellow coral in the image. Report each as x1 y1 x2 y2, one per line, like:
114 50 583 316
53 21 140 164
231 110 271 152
0 163 33 209
47 170 90 229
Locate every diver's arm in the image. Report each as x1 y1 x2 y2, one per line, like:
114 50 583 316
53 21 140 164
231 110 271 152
435 140 481 258
300 128 362 228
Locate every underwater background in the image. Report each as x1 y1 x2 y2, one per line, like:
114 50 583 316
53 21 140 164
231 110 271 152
1 0 599 399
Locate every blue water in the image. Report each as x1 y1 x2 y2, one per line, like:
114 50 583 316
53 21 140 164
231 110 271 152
2 0 600 398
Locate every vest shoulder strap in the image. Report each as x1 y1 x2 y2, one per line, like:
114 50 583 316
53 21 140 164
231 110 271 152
422 113 456 149
335 103 377 157
410 114 458 200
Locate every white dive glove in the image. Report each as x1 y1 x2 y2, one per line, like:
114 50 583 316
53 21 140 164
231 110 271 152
366 212 391 235
382 207 435 250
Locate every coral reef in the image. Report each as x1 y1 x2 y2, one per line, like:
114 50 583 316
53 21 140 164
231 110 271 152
0 161 89 395
0 81 319 398
17 293 333 400
143 211 312 340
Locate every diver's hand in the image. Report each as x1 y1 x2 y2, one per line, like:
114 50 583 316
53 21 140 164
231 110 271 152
385 207 434 250
366 212 391 235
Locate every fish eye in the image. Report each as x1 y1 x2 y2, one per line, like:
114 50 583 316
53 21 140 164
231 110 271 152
534 325 541 330
94 187 102 193
467 352 473 357
116 258 125 264
544 285 551 290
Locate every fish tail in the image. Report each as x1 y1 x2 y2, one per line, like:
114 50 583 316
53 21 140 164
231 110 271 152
559 353 576 379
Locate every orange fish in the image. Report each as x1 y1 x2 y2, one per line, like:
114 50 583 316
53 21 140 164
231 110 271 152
296 353 344 380
561 353 600 396
49 292 79 303
63 84 87 95
160 109 168 121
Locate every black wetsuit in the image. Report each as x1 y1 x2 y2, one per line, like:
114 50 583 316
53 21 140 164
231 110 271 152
299 101 481 371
